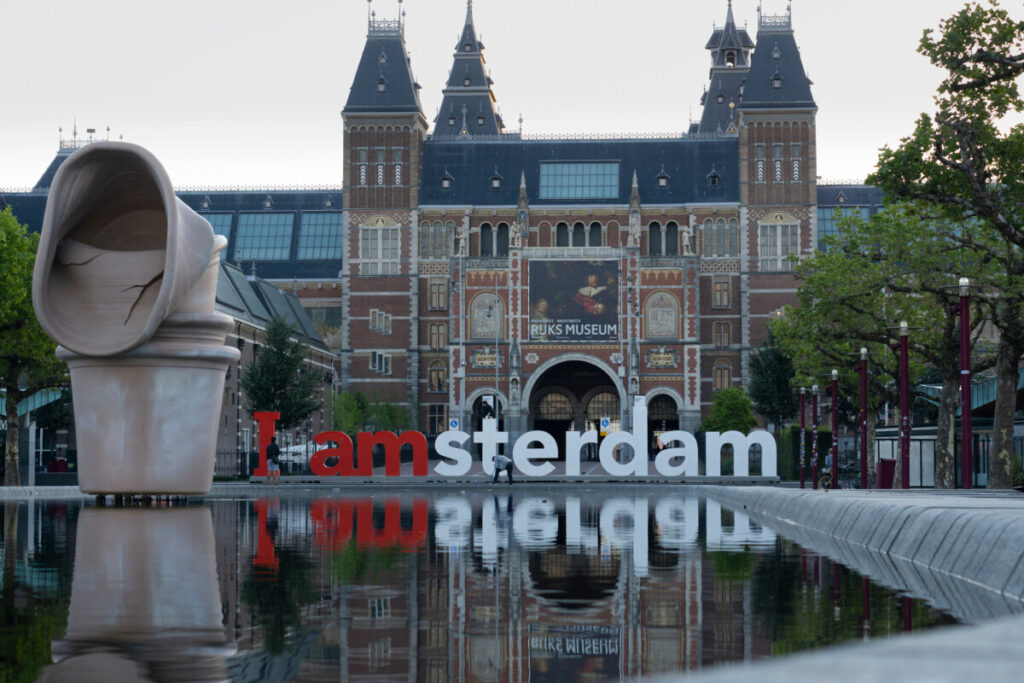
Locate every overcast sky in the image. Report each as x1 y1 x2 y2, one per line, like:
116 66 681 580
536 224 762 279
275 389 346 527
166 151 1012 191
1 0 1018 189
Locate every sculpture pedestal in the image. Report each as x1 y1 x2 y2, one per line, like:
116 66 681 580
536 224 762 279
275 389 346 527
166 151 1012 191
59 313 239 495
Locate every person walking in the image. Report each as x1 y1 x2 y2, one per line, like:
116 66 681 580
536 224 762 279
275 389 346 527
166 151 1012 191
492 453 514 484
266 436 281 485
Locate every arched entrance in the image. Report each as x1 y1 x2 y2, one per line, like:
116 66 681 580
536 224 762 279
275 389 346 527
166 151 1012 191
526 359 622 460
648 394 681 454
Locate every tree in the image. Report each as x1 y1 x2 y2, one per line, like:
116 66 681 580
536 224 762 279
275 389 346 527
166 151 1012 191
240 316 321 430
0 208 63 486
700 387 758 434
748 337 798 435
333 390 415 438
870 0 1024 487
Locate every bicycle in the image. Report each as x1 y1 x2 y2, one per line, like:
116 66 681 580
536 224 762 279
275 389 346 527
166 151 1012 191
818 469 835 491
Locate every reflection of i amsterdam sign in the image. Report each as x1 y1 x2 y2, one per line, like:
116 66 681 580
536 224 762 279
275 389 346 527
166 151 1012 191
253 400 778 479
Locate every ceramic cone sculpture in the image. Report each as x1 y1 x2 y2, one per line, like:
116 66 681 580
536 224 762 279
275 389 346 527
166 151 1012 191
32 142 239 494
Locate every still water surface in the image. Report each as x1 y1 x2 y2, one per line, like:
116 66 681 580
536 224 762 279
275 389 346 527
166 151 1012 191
1 491 958 681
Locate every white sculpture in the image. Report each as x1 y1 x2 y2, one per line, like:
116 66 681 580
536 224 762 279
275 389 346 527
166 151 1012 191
33 142 239 495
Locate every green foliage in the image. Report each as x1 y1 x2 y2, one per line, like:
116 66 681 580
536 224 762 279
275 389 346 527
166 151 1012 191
331 539 404 584
709 550 757 582
241 316 321 430
748 338 798 434
0 208 64 485
332 390 414 437
868 1 1024 487
700 387 758 434
32 389 72 433
0 602 69 683
241 547 317 654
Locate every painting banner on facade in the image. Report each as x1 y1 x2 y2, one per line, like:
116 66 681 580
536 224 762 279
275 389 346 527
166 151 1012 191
529 260 618 341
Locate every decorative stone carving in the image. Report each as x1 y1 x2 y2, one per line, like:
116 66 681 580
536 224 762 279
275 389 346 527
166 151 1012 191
32 142 239 495
645 292 678 338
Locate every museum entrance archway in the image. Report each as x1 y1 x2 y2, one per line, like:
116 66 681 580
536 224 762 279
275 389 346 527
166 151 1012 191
648 394 681 453
528 360 620 460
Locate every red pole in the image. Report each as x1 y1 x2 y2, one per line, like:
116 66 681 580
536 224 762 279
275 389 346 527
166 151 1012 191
860 348 868 489
831 369 839 491
799 388 806 489
960 278 973 489
812 386 819 489
899 321 910 489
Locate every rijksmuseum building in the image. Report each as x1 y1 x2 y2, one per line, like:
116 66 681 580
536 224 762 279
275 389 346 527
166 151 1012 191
2 2 881 450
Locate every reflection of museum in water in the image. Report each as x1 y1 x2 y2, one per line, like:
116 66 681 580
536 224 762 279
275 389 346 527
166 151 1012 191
2 2 846 449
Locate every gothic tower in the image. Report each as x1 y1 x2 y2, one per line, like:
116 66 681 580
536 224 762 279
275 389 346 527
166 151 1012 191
737 3 817 354
340 5 429 405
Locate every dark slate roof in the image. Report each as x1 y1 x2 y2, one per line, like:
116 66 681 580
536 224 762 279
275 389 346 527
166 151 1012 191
432 2 503 138
817 184 884 207
33 148 75 190
741 24 815 110
699 71 746 134
419 136 739 206
2 149 345 282
216 262 330 352
1 193 48 232
343 25 423 116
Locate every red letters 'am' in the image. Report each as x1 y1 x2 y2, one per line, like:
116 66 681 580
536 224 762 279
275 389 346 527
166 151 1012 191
309 431 368 476
357 431 429 476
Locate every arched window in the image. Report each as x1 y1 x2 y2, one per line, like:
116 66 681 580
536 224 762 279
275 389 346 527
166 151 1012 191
589 221 603 247
716 219 727 257
470 293 503 339
586 392 620 432
419 222 430 258
538 393 572 420
728 219 739 256
446 222 457 255
481 223 494 257
572 221 586 247
648 221 662 255
428 361 447 392
703 219 714 256
432 222 445 258
496 223 509 256
665 222 678 256
556 222 570 247
645 291 678 338
713 360 732 391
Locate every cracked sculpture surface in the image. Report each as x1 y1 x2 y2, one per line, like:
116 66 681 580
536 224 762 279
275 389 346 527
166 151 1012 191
32 142 239 494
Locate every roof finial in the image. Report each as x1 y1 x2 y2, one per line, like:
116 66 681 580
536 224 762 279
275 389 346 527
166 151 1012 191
367 0 373 27
466 0 474 25
520 170 526 189
726 0 735 26
632 170 638 189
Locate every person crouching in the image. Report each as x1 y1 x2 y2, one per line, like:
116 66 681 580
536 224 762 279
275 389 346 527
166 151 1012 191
492 453 514 484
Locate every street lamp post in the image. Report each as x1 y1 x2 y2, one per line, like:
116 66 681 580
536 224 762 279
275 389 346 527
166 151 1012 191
859 347 868 489
811 384 819 489
799 387 806 489
831 369 839 491
959 277 973 490
899 320 910 490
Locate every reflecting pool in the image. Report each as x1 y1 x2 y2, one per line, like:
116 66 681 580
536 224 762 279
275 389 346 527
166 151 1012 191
1 492 958 681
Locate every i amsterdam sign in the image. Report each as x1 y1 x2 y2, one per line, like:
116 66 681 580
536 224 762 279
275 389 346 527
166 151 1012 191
254 400 778 479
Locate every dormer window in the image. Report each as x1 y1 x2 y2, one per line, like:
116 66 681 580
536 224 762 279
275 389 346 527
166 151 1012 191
490 167 503 189
448 114 456 126
441 170 454 189
726 50 736 68
477 115 486 126
716 93 724 103
263 195 274 209
463 76 472 87
377 79 387 92
464 43 472 52
656 166 671 188
771 73 783 89
707 169 721 188
200 196 211 210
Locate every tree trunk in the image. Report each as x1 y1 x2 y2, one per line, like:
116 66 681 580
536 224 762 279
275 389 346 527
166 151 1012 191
934 377 959 489
988 335 1020 489
2 503 17 604
3 385 19 486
